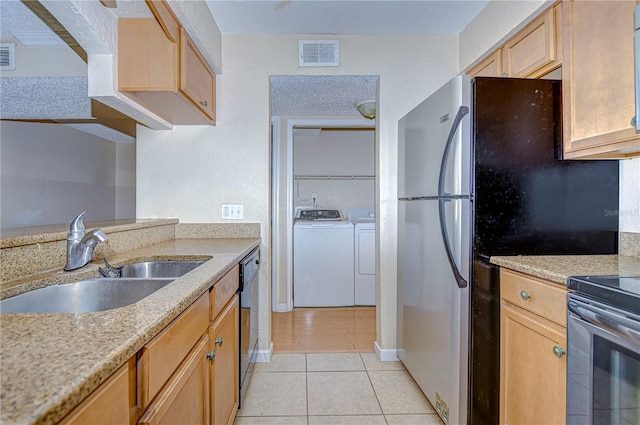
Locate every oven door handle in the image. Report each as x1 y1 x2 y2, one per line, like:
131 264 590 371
568 299 640 345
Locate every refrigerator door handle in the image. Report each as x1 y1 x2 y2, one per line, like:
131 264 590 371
437 105 469 289
439 198 467 288
438 105 469 197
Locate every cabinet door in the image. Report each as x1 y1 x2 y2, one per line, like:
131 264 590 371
118 18 177 92
138 335 210 425
503 4 561 78
210 295 239 425
468 49 504 77
500 303 567 425
180 28 216 122
563 0 640 158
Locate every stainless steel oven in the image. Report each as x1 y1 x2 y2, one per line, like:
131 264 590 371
567 276 640 425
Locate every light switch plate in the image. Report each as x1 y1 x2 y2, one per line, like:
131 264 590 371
222 204 243 220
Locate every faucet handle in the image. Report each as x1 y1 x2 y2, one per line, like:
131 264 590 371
68 211 87 239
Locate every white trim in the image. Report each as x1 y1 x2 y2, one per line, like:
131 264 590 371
254 342 274 363
374 341 399 362
271 117 281 312
284 118 375 311
275 302 288 312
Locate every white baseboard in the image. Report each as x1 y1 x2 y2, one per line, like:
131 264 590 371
254 342 273 363
374 341 399 362
275 302 289 312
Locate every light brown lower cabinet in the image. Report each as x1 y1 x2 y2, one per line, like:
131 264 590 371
500 269 567 425
210 294 239 425
138 335 210 425
56 264 242 425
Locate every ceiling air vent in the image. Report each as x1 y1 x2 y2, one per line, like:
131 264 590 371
299 40 339 67
1 43 15 70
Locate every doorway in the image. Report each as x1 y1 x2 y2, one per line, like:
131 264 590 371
269 75 379 313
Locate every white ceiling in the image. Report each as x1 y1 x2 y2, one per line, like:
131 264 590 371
208 0 489 118
1 0 489 125
206 1 489 36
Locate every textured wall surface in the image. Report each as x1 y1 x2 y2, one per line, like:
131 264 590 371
137 33 460 356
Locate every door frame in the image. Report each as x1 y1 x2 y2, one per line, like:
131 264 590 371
271 117 375 312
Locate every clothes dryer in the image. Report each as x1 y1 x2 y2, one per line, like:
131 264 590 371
349 209 376 306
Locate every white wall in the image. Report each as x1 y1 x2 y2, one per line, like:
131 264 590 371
137 33 460 356
621 158 640 233
0 121 134 228
116 143 136 219
0 39 87 78
294 129 375 214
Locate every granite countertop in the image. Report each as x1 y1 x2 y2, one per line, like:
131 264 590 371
0 237 260 425
0 219 179 248
490 254 640 285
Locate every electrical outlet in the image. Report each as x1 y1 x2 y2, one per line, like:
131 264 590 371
222 204 243 220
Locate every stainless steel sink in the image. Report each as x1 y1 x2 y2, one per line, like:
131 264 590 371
0 278 174 314
118 260 205 278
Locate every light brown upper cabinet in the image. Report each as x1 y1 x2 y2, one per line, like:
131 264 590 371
468 3 562 79
504 3 562 78
469 49 504 78
562 0 639 159
118 0 216 125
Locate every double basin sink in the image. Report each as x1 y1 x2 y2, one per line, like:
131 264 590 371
0 261 205 314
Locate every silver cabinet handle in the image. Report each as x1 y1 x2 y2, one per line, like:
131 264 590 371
215 337 223 347
553 346 566 358
520 291 531 300
206 350 216 361
201 100 208 107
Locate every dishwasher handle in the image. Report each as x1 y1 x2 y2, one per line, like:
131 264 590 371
239 248 260 291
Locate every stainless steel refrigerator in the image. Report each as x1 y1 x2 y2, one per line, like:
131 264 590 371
397 75 619 425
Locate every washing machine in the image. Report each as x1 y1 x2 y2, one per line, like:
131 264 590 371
349 208 376 306
293 209 354 307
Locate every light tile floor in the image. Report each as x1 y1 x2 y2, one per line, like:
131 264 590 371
234 353 443 425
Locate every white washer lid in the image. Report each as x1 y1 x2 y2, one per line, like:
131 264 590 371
294 220 353 228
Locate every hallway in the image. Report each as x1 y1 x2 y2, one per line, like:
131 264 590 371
234 308 440 424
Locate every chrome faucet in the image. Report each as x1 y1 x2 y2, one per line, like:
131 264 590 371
64 211 108 271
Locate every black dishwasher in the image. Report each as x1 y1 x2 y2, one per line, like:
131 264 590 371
238 247 259 408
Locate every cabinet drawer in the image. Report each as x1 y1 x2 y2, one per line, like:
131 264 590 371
210 265 239 321
59 360 133 425
500 269 568 327
139 292 209 407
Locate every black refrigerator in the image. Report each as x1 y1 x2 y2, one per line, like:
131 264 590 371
397 76 618 425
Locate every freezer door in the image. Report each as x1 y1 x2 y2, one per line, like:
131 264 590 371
398 74 471 199
397 198 469 425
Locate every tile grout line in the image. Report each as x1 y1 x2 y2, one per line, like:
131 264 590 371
360 352 390 424
305 353 309 424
